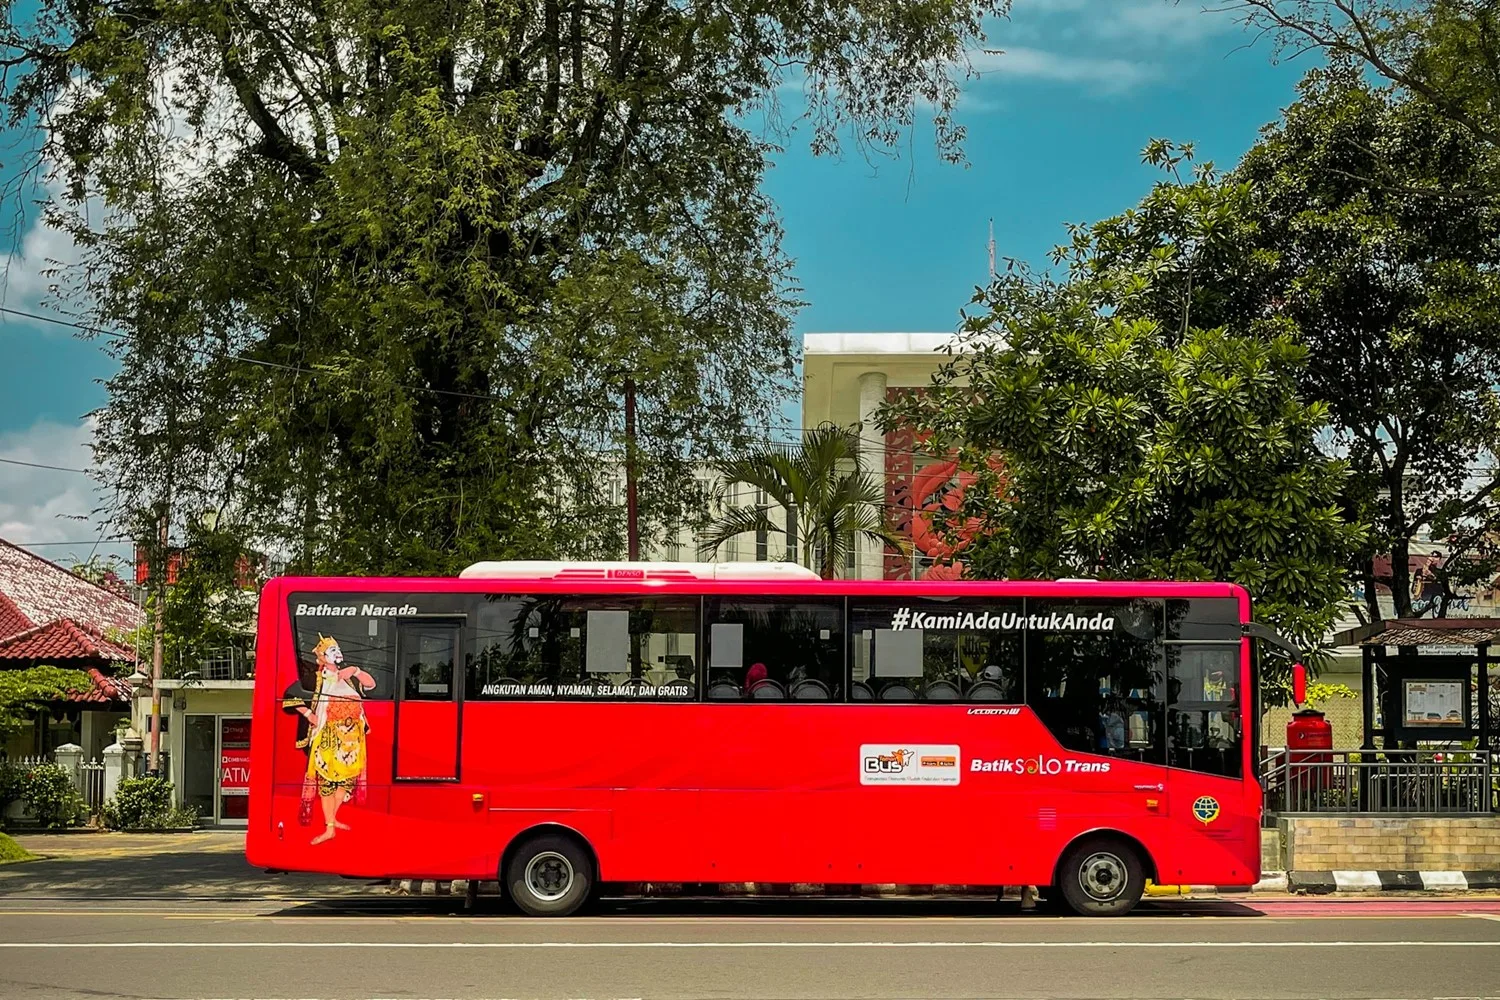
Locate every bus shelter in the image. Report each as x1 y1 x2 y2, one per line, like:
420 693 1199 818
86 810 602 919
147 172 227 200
1301 619 1500 815
1330 618 1500 753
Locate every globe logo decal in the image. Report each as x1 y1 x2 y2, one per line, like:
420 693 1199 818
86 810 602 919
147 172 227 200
1192 795 1220 825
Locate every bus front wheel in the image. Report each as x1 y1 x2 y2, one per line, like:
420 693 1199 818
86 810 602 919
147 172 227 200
1056 838 1145 917
505 832 594 917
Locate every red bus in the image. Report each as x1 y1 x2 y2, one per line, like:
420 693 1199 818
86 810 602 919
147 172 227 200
246 562 1290 916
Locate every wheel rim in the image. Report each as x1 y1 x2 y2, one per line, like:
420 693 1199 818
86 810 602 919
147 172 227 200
1078 851 1128 902
524 851 575 902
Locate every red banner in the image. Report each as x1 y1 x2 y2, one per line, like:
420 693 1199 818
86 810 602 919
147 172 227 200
220 746 250 791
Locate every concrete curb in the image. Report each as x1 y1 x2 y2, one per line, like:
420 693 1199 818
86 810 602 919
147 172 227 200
1288 870 1500 894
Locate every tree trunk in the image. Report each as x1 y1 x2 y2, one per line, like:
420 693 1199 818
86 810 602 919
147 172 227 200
1389 535 1413 619
1360 557 1380 624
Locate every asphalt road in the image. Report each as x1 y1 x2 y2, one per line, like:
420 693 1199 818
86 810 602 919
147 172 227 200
6 835 1500 999
3 897 1500 1000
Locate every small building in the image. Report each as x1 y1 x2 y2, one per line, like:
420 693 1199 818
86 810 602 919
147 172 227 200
126 551 258 828
0 538 143 758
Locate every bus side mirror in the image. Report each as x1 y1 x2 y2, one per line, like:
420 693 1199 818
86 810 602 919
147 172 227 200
1292 662 1307 707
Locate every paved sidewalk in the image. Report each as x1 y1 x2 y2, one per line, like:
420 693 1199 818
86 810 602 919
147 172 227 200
0 830 380 900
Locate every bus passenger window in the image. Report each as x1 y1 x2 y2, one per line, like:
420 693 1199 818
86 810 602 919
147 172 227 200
468 595 698 701
1166 643 1241 777
1023 598 1164 764
288 592 399 698
704 598 843 701
847 598 1023 703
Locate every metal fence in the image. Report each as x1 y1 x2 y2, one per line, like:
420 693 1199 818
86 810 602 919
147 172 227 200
76 758 105 816
1262 749 1497 815
0 754 50 768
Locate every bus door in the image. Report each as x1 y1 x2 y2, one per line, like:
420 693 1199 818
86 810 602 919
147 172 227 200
394 619 464 781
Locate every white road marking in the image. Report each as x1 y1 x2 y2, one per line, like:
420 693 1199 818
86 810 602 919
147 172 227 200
4 939 1500 949
1464 914 1500 922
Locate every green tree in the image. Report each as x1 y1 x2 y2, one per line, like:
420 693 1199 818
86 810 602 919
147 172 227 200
1235 73 1500 619
698 424 904 578
120 516 258 679
1 0 1011 575
0 667 94 740
1087 75 1500 621
1234 0 1500 157
885 154 1366 662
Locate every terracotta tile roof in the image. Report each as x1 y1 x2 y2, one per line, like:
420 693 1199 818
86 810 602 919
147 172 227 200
0 617 137 662
1331 617 1500 647
67 667 132 704
0 538 143 641
0 591 31 638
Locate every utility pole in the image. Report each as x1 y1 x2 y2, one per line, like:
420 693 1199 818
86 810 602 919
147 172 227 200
147 507 167 777
988 218 996 280
624 376 639 560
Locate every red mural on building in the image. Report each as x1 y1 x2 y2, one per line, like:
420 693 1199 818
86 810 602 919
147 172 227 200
882 387 1004 580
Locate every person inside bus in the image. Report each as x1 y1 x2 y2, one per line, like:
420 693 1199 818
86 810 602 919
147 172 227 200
976 664 1012 699
1098 696 1127 753
744 661 769 696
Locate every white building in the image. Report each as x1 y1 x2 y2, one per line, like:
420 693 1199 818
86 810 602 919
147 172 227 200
649 331 966 579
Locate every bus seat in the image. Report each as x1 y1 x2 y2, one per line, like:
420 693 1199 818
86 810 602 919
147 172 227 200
924 680 961 701
790 679 831 700
749 679 787 699
967 680 1005 701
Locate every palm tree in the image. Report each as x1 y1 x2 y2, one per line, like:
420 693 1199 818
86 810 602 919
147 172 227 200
698 424 905 579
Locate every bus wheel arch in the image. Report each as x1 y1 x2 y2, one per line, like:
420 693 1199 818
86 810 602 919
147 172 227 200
500 824 598 917
1050 830 1154 917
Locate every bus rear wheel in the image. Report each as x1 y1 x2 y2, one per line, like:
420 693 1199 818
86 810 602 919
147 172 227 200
1056 838 1144 917
505 832 593 917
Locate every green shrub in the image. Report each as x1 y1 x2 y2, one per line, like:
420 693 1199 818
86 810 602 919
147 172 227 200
0 830 34 864
101 777 195 830
19 763 85 830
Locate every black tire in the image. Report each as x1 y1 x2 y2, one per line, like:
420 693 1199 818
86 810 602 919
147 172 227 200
1056 838 1145 917
504 832 594 917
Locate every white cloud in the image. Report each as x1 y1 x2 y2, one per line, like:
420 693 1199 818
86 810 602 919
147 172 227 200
1 64 248 333
1097 0 1229 46
0 419 125 567
969 0 1233 97
968 46 1160 95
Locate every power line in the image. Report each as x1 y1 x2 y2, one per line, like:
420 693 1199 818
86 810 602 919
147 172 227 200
7 540 130 546
0 455 93 474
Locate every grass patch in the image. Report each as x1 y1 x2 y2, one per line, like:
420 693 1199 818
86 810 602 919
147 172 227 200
0 830 36 864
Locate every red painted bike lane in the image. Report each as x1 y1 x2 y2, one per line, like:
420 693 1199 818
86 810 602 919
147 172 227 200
1156 897 1500 917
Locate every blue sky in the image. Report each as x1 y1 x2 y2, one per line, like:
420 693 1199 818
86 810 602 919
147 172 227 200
0 0 1309 562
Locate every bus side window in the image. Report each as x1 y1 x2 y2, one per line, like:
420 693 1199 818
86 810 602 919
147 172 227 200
468 594 698 701
847 598 1023 703
1023 598 1165 764
704 598 844 701
1165 642 1241 778
288 592 397 698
